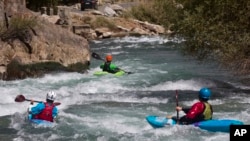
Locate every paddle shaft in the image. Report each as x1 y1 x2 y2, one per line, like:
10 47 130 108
25 98 40 103
176 90 179 123
26 99 61 106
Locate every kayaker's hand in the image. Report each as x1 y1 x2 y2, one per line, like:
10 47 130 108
115 68 121 72
30 99 34 105
176 106 182 111
166 115 172 119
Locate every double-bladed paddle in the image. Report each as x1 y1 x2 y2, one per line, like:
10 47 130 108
91 52 133 74
15 94 61 106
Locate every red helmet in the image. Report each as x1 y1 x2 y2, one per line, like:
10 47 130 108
106 55 112 62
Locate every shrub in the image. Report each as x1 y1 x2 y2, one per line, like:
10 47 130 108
0 14 38 41
90 16 118 31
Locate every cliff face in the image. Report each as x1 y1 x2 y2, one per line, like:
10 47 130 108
0 0 91 80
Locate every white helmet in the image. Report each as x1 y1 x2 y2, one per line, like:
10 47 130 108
46 91 56 101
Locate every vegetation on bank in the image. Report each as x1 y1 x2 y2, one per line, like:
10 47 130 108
90 17 119 31
125 0 249 75
0 15 37 42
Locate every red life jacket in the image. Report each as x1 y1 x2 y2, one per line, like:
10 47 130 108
34 102 55 122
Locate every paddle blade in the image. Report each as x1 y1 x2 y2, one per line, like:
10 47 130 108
92 52 104 61
15 95 26 102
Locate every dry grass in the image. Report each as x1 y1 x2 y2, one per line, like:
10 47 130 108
0 14 38 41
90 16 118 31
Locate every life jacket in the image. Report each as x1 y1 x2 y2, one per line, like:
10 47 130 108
34 102 55 122
202 102 213 120
103 62 116 73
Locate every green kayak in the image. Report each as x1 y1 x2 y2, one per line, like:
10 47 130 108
94 71 126 76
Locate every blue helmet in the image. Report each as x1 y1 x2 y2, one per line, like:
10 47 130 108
199 88 211 100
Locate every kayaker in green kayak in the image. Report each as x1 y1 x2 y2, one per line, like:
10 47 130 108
170 88 213 125
100 55 121 74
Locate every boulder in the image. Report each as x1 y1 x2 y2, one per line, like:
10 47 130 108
0 0 90 80
104 6 117 17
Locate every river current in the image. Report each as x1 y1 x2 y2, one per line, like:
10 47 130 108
0 36 249 141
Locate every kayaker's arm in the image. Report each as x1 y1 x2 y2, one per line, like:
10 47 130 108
30 102 45 115
182 108 191 114
185 102 204 119
52 106 58 119
110 64 118 70
176 106 190 114
100 64 104 69
114 67 121 72
110 64 121 73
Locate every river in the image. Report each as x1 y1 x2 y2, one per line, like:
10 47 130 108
0 36 249 141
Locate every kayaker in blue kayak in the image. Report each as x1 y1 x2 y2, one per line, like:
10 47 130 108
173 88 213 125
100 55 121 74
29 91 58 122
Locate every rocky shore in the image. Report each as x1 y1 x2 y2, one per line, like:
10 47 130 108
0 0 168 81
42 2 168 40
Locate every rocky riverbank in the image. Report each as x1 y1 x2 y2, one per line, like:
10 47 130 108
41 2 169 41
0 0 90 80
0 0 169 81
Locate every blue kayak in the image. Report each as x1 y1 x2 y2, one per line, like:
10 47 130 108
146 115 244 133
29 119 54 127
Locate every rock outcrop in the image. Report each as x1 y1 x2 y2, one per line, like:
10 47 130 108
47 3 167 40
0 0 90 80
0 0 168 81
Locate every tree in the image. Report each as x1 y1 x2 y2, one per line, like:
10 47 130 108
174 0 249 75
